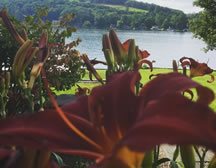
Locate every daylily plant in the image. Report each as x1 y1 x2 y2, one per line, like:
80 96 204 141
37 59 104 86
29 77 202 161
82 30 153 84
0 10 49 114
102 29 153 73
0 71 215 168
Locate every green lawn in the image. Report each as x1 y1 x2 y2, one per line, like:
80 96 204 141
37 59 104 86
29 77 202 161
55 68 216 110
100 4 147 13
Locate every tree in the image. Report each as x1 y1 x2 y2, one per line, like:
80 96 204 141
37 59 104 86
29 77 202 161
1 0 189 31
174 13 188 30
189 0 216 51
21 8 85 91
0 19 19 72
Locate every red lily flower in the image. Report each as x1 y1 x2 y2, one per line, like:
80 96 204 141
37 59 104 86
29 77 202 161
180 57 214 80
123 39 150 59
0 72 215 168
122 39 152 71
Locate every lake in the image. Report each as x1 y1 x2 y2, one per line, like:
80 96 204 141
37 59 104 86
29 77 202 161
67 29 216 69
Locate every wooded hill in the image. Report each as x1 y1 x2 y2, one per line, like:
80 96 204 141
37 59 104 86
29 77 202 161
0 0 189 31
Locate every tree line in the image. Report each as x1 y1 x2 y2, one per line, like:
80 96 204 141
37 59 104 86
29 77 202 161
0 0 188 31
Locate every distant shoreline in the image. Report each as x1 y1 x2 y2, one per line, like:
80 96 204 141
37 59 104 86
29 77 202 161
74 27 190 33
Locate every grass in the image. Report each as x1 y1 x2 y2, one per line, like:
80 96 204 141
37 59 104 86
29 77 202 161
55 68 216 110
55 82 100 95
100 4 147 13
68 1 147 13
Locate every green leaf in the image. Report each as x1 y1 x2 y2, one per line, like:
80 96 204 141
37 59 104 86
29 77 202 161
173 145 180 161
180 145 195 168
52 152 65 167
170 161 179 168
152 158 170 167
142 151 153 168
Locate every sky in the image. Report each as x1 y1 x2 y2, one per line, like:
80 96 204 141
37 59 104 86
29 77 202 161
137 0 202 13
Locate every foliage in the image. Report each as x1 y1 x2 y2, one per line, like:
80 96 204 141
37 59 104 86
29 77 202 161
102 4 146 13
0 9 84 116
189 0 216 51
0 0 189 31
20 7 85 91
0 18 19 72
90 0 127 5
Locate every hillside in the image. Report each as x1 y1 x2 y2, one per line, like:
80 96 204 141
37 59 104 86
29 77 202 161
0 0 188 31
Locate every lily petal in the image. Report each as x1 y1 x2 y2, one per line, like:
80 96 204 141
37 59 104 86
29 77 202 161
0 110 103 153
122 40 150 59
89 71 141 141
122 93 216 152
138 50 150 59
137 59 153 71
139 72 214 106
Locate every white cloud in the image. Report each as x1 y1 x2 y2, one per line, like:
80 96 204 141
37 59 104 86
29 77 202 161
136 0 202 13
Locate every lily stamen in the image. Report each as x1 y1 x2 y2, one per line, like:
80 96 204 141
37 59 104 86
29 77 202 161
42 69 103 152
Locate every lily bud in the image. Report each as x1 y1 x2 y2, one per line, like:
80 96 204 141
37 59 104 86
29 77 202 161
127 39 136 68
102 34 112 51
135 46 140 61
102 34 115 70
28 63 43 89
104 49 115 70
13 40 38 79
180 145 195 168
109 29 127 65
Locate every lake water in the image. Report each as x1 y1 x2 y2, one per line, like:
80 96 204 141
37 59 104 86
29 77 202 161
67 29 216 69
